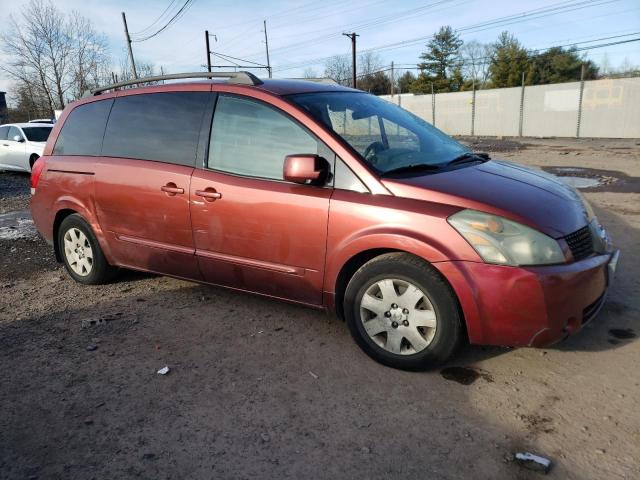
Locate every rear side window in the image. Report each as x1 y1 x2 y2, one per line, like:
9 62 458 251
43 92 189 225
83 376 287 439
208 95 319 180
23 126 52 142
102 92 209 166
53 99 113 156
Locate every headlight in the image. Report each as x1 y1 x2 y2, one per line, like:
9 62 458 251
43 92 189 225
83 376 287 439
448 210 566 266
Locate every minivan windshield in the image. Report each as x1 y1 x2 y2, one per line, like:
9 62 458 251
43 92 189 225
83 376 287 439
22 126 52 142
288 91 472 175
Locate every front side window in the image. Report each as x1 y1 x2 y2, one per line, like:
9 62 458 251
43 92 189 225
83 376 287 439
208 95 319 180
22 126 52 142
7 126 23 141
102 92 210 166
288 91 469 175
53 99 113 156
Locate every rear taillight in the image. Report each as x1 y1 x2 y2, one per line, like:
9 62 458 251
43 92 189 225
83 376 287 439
30 156 46 192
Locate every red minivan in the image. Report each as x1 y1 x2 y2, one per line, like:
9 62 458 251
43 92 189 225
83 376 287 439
30 72 619 370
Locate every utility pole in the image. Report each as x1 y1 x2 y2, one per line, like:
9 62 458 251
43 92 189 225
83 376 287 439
471 77 476 136
263 20 272 78
121 12 137 79
205 30 212 72
390 61 395 97
577 63 586 138
342 32 358 88
518 71 525 137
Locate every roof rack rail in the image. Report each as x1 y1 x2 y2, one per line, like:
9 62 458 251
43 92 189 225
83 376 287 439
88 71 263 96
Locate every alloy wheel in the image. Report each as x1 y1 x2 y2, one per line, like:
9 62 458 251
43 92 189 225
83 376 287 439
63 227 94 277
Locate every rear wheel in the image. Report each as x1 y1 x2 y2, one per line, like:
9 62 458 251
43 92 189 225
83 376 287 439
344 253 462 370
58 214 117 284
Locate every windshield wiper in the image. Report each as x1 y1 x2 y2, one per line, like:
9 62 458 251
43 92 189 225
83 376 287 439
381 163 441 176
445 152 490 167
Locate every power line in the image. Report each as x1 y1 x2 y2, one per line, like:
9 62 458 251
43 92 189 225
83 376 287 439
242 0 460 60
130 0 178 36
273 0 622 73
131 0 195 43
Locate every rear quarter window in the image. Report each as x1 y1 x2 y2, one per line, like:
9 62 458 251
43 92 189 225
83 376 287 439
102 92 210 166
53 99 113 156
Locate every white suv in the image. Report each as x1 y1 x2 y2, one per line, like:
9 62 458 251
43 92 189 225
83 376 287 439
0 123 53 172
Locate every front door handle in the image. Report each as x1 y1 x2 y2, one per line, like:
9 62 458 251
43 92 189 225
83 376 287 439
161 183 184 196
1 144 8 147
195 188 222 202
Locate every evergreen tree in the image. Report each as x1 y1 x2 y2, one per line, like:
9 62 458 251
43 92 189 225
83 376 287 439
527 47 598 84
358 71 391 95
397 71 416 93
412 26 463 93
488 31 530 88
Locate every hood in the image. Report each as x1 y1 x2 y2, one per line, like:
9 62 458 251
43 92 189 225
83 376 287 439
381 160 589 238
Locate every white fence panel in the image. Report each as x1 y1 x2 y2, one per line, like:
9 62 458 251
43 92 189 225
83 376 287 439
381 77 639 138
580 78 640 138
474 87 521 137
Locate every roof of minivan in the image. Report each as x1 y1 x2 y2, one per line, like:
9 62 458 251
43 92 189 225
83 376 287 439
92 78 359 98
252 78 359 96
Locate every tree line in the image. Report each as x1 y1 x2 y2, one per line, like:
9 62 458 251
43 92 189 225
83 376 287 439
324 26 637 95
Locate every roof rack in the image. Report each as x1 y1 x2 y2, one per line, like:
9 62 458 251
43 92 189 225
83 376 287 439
88 71 263 96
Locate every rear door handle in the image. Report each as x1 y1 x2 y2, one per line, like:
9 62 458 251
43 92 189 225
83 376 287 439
195 188 222 201
161 183 184 196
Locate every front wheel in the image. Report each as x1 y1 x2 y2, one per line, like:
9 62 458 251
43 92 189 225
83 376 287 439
58 214 117 284
344 253 462 370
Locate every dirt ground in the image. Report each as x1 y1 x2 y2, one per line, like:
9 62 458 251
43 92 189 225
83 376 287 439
1 137 638 479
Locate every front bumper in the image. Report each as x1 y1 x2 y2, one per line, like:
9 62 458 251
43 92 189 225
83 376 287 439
435 249 620 348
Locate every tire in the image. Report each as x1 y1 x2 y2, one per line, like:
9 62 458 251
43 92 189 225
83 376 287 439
29 154 39 171
343 252 462 370
58 214 117 285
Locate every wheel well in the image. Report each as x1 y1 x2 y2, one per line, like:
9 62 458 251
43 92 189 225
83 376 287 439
52 209 77 262
334 248 396 321
29 154 39 169
333 249 469 343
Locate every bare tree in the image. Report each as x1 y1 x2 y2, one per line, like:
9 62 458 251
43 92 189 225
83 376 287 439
68 12 109 98
1 0 110 115
358 51 383 77
323 55 352 86
303 67 319 79
460 40 493 88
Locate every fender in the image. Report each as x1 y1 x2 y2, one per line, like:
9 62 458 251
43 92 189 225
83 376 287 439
52 196 115 265
324 224 480 297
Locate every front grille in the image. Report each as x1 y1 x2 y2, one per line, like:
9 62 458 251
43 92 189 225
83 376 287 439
565 225 594 261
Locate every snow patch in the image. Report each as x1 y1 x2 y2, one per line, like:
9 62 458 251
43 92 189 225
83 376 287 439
0 217 37 240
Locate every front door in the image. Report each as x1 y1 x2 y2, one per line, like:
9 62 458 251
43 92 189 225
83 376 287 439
3 127 27 170
190 94 332 305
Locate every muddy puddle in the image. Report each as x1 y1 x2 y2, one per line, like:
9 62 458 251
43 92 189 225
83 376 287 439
542 166 640 193
440 366 494 385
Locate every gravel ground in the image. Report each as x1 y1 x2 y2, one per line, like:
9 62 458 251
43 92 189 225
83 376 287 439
1 138 639 479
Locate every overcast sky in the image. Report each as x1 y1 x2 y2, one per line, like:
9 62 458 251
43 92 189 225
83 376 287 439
1 0 639 96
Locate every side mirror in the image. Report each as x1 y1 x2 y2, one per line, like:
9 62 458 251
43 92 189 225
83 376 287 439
283 154 328 185
13 135 24 143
